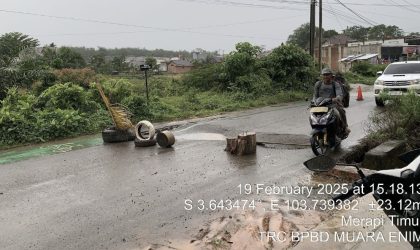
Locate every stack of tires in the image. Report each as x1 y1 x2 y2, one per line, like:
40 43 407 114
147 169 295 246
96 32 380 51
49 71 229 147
102 120 176 148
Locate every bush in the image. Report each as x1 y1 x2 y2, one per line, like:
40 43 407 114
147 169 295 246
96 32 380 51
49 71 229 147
53 68 97 87
0 88 39 144
264 44 317 91
368 92 420 147
101 79 136 103
351 61 387 77
121 94 152 121
37 83 99 113
182 63 227 91
35 109 89 140
0 86 109 146
228 72 272 96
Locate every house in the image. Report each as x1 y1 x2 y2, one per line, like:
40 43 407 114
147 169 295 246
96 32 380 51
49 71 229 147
345 40 382 57
317 34 355 71
339 54 379 72
192 49 224 64
125 56 146 68
167 60 193 74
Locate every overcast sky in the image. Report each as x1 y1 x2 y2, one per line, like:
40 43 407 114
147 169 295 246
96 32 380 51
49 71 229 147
0 0 419 52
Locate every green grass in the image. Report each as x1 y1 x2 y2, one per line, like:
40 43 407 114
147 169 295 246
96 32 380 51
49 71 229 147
148 90 310 122
107 74 310 122
344 71 377 85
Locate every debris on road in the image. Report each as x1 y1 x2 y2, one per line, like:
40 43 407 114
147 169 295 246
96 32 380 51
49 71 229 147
156 130 176 148
97 83 136 143
225 132 256 155
135 120 156 141
102 127 135 143
134 137 157 147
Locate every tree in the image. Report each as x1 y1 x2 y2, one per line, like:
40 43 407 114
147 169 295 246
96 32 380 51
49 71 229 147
89 52 108 74
0 32 39 67
56 47 86 69
287 23 311 48
224 42 261 82
111 55 128 72
234 42 262 57
368 25 404 41
323 29 339 40
343 26 370 43
287 23 338 49
264 44 316 90
0 33 46 99
145 56 157 70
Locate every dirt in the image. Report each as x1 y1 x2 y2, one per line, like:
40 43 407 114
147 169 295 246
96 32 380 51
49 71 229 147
143 199 327 250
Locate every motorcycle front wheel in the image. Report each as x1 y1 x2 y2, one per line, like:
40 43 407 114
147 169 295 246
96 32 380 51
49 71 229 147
310 134 328 156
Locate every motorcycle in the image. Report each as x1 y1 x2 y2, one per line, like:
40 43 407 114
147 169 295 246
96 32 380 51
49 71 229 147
309 97 345 156
304 149 420 249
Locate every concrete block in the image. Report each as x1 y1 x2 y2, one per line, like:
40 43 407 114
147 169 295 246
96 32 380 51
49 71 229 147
362 140 406 170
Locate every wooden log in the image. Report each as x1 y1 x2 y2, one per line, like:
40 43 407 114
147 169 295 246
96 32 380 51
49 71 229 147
238 132 256 155
225 132 256 155
225 138 238 153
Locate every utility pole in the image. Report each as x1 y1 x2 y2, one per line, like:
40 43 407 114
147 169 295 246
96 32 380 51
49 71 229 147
140 64 151 104
318 0 322 71
310 0 316 57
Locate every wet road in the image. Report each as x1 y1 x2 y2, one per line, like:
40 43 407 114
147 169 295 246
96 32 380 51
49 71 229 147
0 87 377 249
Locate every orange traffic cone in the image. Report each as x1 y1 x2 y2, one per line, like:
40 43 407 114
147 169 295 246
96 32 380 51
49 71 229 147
356 86 364 101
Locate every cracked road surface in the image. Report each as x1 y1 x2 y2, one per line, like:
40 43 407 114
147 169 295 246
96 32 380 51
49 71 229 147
0 87 377 249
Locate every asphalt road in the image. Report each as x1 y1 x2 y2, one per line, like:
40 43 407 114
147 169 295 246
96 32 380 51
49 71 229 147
0 87 377 250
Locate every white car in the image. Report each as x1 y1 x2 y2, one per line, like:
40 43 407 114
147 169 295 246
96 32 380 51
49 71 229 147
373 61 420 106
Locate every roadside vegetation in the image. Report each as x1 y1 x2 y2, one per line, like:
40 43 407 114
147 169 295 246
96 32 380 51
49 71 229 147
344 61 387 85
0 33 317 148
368 92 419 147
343 92 420 163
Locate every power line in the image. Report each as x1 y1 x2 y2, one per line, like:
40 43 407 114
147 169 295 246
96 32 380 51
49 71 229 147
325 0 344 30
257 0 420 7
184 15 306 30
333 0 377 26
176 0 307 11
0 9 283 41
385 0 419 13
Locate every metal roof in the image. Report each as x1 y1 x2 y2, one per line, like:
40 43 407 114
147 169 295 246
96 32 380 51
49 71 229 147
339 54 377 62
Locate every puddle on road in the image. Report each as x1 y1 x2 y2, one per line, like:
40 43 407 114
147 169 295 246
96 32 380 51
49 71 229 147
176 133 226 141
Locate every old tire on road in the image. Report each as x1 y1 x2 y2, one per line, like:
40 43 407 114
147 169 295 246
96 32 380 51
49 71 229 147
134 137 157 147
102 127 136 143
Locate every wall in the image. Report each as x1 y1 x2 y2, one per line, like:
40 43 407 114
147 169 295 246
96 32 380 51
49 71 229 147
167 63 193 74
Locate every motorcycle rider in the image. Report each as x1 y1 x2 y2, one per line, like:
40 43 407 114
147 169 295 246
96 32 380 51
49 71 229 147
313 68 350 137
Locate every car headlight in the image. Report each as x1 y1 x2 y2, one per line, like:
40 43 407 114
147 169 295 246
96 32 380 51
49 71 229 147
374 79 384 85
408 79 420 85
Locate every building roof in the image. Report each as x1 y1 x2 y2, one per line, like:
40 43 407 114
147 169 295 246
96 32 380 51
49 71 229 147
324 34 355 46
339 53 378 62
125 56 145 66
169 59 193 67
